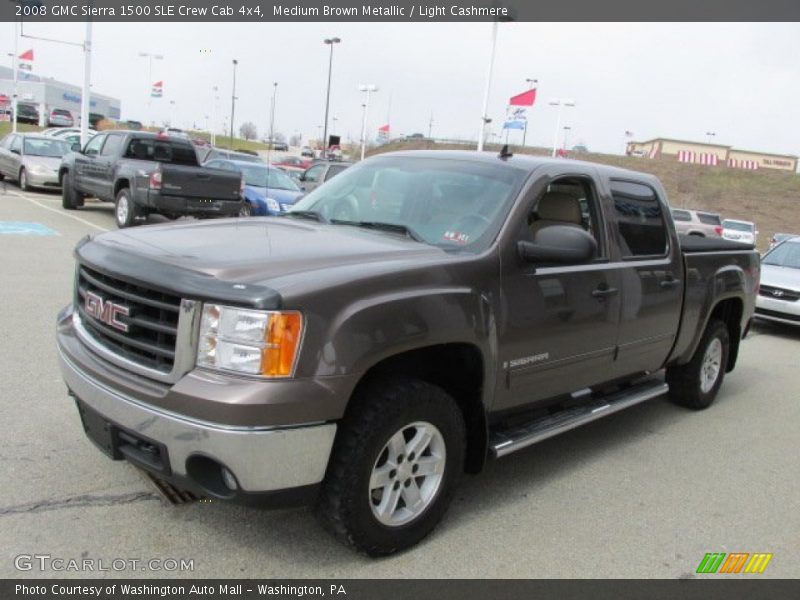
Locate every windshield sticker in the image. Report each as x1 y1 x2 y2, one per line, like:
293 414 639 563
443 230 470 244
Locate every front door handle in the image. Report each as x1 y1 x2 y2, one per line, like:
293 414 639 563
591 286 619 299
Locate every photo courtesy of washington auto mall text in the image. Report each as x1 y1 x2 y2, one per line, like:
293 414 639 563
0 0 799 598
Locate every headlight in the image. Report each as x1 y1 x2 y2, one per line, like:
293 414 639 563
197 304 303 377
266 197 281 213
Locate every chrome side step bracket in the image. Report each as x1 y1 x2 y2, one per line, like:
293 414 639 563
490 380 669 458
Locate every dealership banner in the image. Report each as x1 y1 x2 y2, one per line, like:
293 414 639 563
2 0 800 22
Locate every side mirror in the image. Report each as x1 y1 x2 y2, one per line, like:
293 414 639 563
299 173 306 181
10 148 20 155
71 142 82 152
518 225 597 264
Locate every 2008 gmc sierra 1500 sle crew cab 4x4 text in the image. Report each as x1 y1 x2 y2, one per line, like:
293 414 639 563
59 130 244 228
56 150 759 556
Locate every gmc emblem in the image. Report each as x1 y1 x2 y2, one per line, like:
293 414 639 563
85 291 130 333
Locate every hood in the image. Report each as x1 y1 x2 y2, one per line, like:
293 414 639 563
23 155 62 171
77 218 449 308
760 263 800 292
246 185 304 205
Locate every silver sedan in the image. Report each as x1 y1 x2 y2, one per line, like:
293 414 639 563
755 237 800 326
0 133 72 191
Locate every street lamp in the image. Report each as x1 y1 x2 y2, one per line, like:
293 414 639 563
706 131 716 144
476 12 513 152
230 59 238 149
268 81 278 144
169 100 176 127
548 98 575 157
562 126 572 151
522 78 538 147
210 85 219 145
358 84 378 161
322 37 341 158
138 51 164 126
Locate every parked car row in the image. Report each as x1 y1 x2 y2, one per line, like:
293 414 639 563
0 132 71 191
670 208 759 246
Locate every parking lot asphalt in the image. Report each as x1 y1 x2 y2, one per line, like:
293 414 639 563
1 183 798 579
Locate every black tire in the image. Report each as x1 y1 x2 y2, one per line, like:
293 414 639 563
318 377 466 556
61 173 82 209
19 168 29 192
114 187 139 228
667 319 730 410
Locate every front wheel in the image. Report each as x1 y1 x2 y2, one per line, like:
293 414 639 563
114 188 139 228
19 168 29 192
667 318 730 410
317 377 465 556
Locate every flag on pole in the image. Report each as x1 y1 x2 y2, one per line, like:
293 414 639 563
18 49 34 72
509 88 537 107
377 124 390 143
625 130 634 138
503 88 537 130
151 81 163 98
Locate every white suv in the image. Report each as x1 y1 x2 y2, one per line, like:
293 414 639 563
721 219 757 245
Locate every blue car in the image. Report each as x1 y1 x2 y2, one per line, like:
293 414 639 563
203 159 304 216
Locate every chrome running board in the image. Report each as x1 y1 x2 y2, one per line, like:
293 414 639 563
490 380 669 458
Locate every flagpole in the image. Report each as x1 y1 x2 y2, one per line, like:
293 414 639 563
12 21 18 133
477 21 498 152
80 20 92 147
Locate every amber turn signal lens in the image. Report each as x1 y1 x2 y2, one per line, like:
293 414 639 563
261 312 303 377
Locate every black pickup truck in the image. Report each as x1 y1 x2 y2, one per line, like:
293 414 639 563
59 130 243 228
56 151 759 556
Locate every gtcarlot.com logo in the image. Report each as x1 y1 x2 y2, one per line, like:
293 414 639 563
696 552 773 574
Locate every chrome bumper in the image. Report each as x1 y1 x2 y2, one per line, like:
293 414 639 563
58 347 337 493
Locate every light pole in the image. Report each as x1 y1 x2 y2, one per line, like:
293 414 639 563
359 84 378 161
268 81 277 143
169 100 176 127
562 126 572 151
210 85 218 145
322 37 341 158
11 22 18 133
522 78 538 147
477 21 499 152
549 98 575 157
230 59 238 149
138 51 164 127
706 131 716 144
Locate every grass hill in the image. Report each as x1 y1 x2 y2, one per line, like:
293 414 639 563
369 140 800 252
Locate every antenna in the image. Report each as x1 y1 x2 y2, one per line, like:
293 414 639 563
499 144 512 159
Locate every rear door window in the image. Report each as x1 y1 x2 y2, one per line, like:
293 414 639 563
697 212 721 225
125 138 199 166
611 180 668 258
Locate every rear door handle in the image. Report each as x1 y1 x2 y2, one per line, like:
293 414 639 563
591 286 619 299
660 278 680 289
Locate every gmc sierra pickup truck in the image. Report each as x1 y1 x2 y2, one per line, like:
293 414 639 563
59 130 244 228
56 150 759 556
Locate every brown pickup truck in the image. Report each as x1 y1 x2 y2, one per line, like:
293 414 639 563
57 150 759 556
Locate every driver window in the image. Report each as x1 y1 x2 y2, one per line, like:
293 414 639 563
84 135 105 156
525 177 604 259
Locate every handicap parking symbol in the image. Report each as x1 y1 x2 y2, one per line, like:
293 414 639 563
0 222 60 236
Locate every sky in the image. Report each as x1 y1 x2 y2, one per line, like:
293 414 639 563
2 21 799 156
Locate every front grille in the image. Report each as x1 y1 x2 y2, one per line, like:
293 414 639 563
755 308 800 322
77 266 181 373
759 285 800 302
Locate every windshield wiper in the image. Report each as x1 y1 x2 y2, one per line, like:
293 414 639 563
283 210 328 223
330 220 424 243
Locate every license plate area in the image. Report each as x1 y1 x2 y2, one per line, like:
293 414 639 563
75 398 171 475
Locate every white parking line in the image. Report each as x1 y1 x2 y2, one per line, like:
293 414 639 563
5 190 109 232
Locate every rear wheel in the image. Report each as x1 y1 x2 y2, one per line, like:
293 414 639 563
114 187 139 228
667 319 730 410
318 377 465 556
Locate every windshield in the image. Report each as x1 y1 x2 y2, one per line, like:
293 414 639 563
23 138 71 158
240 165 299 191
723 220 754 232
288 156 528 251
762 241 800 269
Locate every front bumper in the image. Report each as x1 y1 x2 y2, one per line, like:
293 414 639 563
755 294 800 326
57 309 338 503
27 170 61 189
